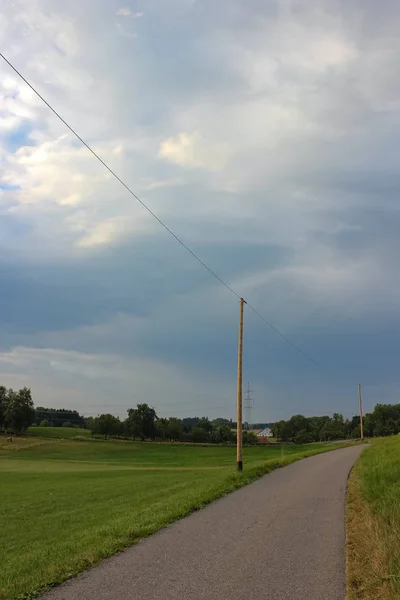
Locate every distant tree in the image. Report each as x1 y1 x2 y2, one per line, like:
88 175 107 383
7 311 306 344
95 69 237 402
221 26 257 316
190 427 211 443
242 430 257 445
212 418 231 427
182 417 201 429
374 422 392 437
156 418 169 441
92 414 120 439
293 430 314 444
271 420 285 440
125 409 141 440
84 416 95 431
40 419 50 427
0 386 6 430
319 424 336 441
197 417 213 433
216 424 235 444
167 417 184 441
112 419 125 438
126 404 158 440
288 415 309 436
272 419 293 442
5 387 35 434
34 407 85 428
308 416 331 441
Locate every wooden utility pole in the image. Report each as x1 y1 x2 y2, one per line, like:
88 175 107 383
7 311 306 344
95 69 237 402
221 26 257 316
237 297 245 471
358 383 364 441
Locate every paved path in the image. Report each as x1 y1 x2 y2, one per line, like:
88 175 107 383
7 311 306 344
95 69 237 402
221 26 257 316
42 445 364 600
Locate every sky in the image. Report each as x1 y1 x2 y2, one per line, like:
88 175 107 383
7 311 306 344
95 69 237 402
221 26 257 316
1 0 400 422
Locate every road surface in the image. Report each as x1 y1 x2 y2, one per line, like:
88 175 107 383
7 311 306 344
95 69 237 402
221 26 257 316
42 445 364 600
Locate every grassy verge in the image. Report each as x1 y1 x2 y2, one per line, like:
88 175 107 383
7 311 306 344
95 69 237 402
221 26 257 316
1 437 357 600
347 436 400 600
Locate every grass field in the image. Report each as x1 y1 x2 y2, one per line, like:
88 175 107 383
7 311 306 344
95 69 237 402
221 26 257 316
1 436 352 600
347 436 400 600
27 426 90 439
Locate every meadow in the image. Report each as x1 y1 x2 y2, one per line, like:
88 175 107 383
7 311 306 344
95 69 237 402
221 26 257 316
347 436 400 600
27 426 90 439
1 434 350 600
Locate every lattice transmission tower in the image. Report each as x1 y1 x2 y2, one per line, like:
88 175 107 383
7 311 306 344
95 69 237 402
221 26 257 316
244 382 253 430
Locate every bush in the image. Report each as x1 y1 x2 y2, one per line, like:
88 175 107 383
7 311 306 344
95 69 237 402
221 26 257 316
62 422 75 428
39 420 49 427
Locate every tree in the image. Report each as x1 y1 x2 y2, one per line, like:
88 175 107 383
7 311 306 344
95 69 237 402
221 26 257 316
271 420 286 440
288 415 310 438
167 417 184 441
125 409 141 440
197 417 213 433
351 425 361 439
182 417 201 429
293 430 314 444
34 407 85 428
212 418 231 427
156 418 169 441
92 414 120 439
114 419 125 438
211 425 235 444
5 387 35 434
84 416 95 430
40 419 50 427
190 427 210 443
126 404 158 440
0 386 6 430
242 430 257 445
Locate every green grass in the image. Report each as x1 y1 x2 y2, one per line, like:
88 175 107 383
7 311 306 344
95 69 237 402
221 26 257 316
0 437 354 600
27 426 90 439
347 436 400 600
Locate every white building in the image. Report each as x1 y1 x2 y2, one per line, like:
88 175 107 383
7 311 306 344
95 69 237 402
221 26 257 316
257 427 273 438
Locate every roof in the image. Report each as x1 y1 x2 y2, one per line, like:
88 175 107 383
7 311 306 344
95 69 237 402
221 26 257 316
257 428 273 437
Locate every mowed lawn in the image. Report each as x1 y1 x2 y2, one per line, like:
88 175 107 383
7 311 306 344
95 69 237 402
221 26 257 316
1 437 347 600
347 436 400 600
27 426 91 439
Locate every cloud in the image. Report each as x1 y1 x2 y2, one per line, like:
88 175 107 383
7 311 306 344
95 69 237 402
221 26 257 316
159 132 232 170
0 346 236 418
1 0 400 421
116 8 144 18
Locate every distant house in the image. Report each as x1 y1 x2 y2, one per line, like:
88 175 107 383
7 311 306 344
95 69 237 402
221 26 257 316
257 428 273 440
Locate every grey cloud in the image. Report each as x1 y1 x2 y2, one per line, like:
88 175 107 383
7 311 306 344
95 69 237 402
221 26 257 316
2 0 400 419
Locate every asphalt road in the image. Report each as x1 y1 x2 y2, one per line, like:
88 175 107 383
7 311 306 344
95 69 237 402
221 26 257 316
42 445 365 600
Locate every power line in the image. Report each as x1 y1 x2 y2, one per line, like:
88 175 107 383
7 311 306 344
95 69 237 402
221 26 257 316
0 52 330 372
246 303 326 370
0 53 240 301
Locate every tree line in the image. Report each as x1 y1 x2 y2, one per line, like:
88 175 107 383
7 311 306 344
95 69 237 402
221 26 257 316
86 404 258 444
34 407 85 428
271 403 400 443
2 382 400 444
